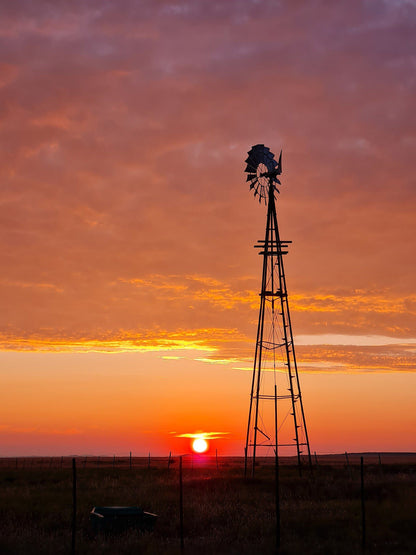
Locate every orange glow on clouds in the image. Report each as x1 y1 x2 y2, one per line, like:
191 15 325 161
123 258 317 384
0 1 415 456
0 280 415 371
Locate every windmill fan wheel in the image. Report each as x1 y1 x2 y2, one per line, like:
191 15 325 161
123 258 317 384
244 144 281 202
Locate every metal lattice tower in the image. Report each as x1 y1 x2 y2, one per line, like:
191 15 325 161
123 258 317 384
243 144 311 477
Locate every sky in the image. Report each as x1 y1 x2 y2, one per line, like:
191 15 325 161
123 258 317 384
0 0 415 456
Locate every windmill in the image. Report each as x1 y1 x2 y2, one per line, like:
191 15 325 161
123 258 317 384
244 144 311 476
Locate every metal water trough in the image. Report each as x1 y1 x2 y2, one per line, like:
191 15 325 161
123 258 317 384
90 506 157 535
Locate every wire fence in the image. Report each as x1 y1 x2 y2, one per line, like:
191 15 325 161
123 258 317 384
1 452 414 470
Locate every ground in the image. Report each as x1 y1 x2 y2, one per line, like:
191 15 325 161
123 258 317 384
0 454 415 554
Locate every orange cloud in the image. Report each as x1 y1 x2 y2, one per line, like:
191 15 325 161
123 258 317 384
0 327 246 355
1 267 415 373
296 344 416 373
0 1 414 381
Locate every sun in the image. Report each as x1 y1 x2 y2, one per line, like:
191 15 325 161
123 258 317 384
192 437 208 454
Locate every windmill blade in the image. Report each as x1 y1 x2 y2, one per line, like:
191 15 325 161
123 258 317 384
245 155 258 165
250 145 265 159
246 174 256 182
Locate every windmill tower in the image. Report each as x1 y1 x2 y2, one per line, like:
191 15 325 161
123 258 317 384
244 144 311 476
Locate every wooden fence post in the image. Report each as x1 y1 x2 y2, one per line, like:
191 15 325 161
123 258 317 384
345 451 352 479
378 453 383 475
274 384 280 553
361 456 366 551
179 456 184 552
72 458 77 555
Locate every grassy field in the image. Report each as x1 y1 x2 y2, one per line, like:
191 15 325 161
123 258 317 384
0 455 415 554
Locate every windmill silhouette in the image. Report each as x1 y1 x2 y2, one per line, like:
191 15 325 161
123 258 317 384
244 144 311 476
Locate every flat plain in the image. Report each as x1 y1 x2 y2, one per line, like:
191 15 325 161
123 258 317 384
0 454 415 554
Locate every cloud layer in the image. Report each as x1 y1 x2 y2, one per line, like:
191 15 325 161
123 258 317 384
1 0 415 373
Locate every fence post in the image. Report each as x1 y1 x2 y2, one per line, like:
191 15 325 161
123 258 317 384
72 458 77 555
345 451 352 479
378 453 383 475
129 451 132 470
274 384 280 553
361 456 366 551
179 456 184 552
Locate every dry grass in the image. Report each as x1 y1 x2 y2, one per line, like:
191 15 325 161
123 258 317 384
0 456 415 554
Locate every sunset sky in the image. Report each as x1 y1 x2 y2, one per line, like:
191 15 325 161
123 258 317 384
1 0 415 456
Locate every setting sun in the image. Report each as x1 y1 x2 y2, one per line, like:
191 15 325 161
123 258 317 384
192 438 208 453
